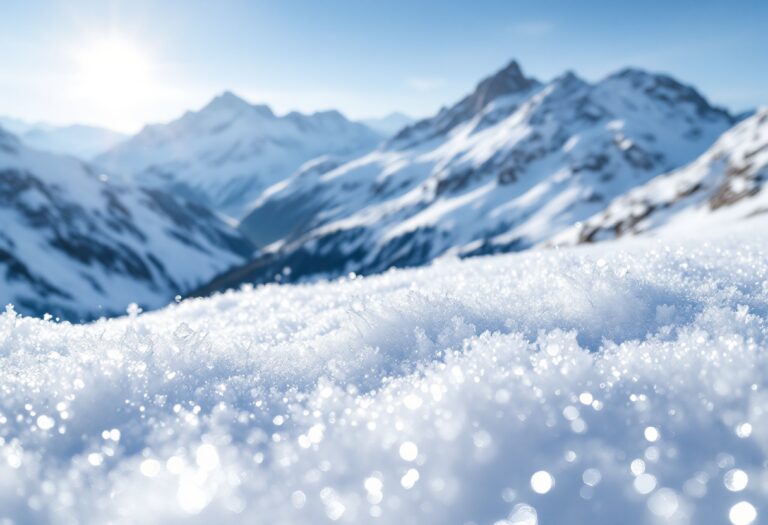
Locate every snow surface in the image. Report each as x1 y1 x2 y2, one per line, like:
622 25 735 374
2 217 767 524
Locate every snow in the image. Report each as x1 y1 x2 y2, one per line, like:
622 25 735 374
1 217 767 524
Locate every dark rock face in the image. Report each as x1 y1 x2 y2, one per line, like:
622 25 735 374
571 110 768 245
467 60 536 114
0 247 70 300
709 164 764 210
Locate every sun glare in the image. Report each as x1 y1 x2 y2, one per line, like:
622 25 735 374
71 36 155 130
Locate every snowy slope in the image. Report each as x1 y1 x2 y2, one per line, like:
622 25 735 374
1 217 768 524
0 116 126 159
234 61 733 288
0 127 253 320
96 92 382 217
553 108 768 244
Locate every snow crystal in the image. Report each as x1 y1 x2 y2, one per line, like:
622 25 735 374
647 488 679 518
729 501 758 525
35 415 55 430
643 426 660 443
398 441 419 462
140 458 162 478
1 220 768 523
634 473 658 495
724 469 749 492
530 471 554 494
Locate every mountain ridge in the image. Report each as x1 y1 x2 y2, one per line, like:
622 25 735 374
0 116 127 160
221 59 734 292
360 112 415 137
96 92 383 217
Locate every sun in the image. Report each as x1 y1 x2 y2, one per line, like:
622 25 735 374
71 36 155 130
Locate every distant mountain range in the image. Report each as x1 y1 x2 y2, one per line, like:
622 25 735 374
3 59 767 317
95 92 382 217
360 112 415 136
201 60 738 293
0 116 126 160
0 126 252 320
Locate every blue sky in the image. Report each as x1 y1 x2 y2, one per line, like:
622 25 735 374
0 0 765 132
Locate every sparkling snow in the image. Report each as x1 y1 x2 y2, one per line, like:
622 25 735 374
1 219 768 524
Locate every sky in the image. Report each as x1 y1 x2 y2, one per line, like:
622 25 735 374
0 0 765 133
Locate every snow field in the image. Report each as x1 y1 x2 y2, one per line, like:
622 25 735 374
1 220 767 524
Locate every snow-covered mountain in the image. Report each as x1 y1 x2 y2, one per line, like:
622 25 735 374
22 124 127 160
0 127 253 320
552 108 768 244
96 92 382 217
225 60 733 289
360 111 415 136
0 116 48 136
0 116 127 159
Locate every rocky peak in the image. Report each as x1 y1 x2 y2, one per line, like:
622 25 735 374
467 60 537 113
388 59 539 148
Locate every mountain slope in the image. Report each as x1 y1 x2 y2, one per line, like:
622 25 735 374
0 116 126 159
229 60 733 288
96 92 382 217
554 108 768 244
0 127 253 320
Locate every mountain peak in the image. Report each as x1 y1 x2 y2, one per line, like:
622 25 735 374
551 70 587 89
387 59 539 148
203 90 254 113
468 59 537 112
312 109 346 121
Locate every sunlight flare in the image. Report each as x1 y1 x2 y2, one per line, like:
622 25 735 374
70 36 155 129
